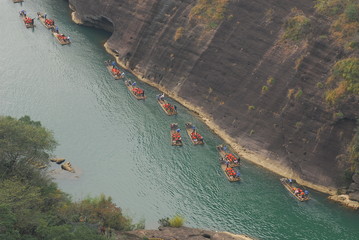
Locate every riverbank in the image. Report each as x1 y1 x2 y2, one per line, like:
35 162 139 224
70 9 353 205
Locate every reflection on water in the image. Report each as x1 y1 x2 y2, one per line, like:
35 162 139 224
1 1 359 239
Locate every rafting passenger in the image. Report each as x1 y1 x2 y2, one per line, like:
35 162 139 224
159 93 164 101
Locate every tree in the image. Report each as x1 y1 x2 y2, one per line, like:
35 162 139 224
59 194 135 231
0 116 57 177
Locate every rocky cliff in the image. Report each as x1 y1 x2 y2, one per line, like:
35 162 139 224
68 0 359 198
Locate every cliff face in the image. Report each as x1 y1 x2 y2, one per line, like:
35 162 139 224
69 0 358 193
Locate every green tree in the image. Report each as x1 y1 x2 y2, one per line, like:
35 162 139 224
59 194 135 231
0 116 57 177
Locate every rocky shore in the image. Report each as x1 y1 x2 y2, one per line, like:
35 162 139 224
116 227 255 240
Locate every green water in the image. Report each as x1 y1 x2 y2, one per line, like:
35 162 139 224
1 1 358 239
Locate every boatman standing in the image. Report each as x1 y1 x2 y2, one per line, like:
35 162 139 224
111 61 116 69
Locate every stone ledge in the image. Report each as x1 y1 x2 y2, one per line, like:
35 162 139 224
328 195 359 210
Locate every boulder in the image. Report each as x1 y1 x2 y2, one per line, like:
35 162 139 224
352 173 359 184
349 192 359 202
348 182 359 193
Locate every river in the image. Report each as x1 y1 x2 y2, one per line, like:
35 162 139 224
1 0 358 239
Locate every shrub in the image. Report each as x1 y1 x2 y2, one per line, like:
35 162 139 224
168 215 184 228
295 89 303 99
174 27 185 41
248 105 256 110
282 10 311 41
334 111 344 119
267 77 275 85
295 121 303 129
316 82 324 88
158 217 170 227
262 85 269 93
344 4 359 22
294 55 305 70
325 57 359 104
287 88 295 99
325 81 348 104
190 0 229 28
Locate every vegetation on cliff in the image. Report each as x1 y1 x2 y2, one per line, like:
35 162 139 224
325 57 359 104
282 9 311 41
315 0 359 49
0 116 141 239
189 0 229 28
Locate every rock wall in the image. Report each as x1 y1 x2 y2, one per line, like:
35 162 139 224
69 0 358 194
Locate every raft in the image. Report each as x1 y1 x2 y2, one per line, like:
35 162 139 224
185 122 204 145
104 60 124 80
50 158 65 164
61 162 75 173
157 98 177 116
280 178 310 202
219 160 241 182
37 12 55 30
124 80 146 100
170 123 183 146
53 32 70 45
13 0 24 3
216 145 240 167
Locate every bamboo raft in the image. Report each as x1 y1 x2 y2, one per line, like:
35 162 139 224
216 145 240 167
124 80 146 100
280 178 310 202
37 12 55 30
170 123 183 146
61 162 75 173
219 160 241 182
50 158 65 164
157 98 177 116
185 122 204 145
53 32 70 45
104 60 124 80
